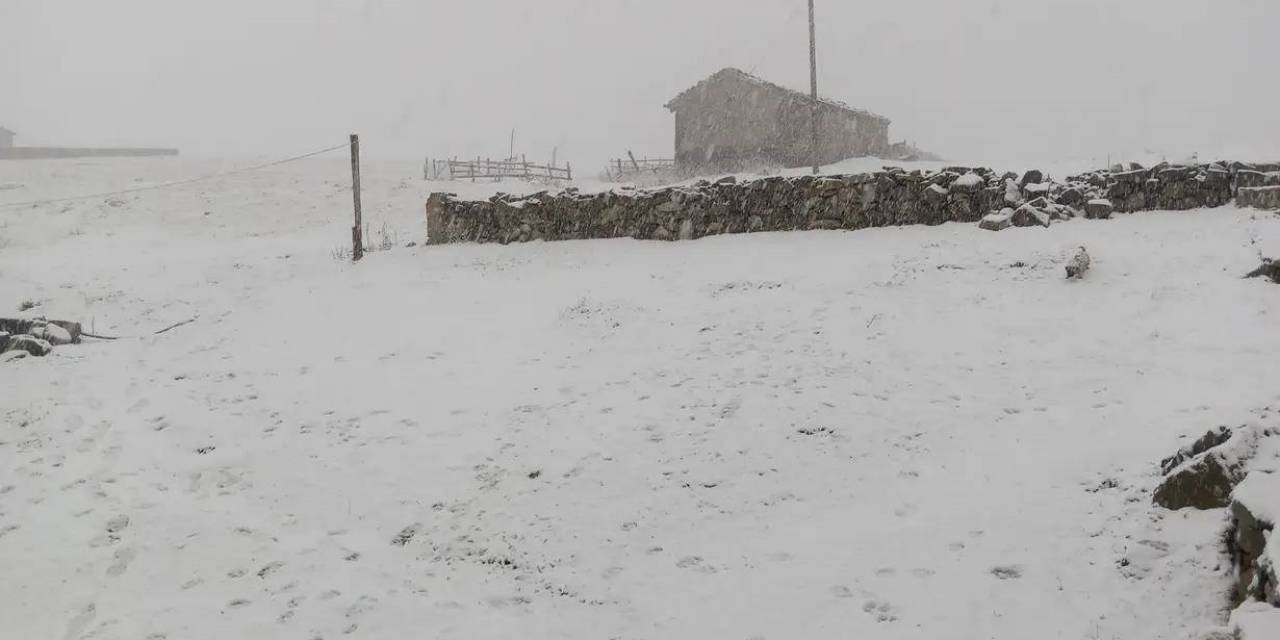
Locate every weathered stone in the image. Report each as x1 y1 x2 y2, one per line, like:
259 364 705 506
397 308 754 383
1239 186 1280 210
3 334 51 357
979 209 1013 231
1154 453 1241 510
1161 427 1234 474
1004 179 1024 206
1229 498 1275 606
951 172 985 193
678 218 695 240
1056 188 1084 206
1011 204 1050 228
1153 425 1267 511
1085 199 1114 219
1020 170 1043 187
1244 259 1280 284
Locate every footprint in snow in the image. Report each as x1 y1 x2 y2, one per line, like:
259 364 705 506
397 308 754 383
990 565 1023 580
862 599 898 622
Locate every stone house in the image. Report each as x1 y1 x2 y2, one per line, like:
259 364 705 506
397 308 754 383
665 68 889 173
0 127 14 150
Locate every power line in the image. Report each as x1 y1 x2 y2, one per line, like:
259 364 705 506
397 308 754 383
0 143 349 209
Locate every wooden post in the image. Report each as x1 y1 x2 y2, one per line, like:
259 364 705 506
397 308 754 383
566 162 572 181
350 134 363 262
627 150 641 171
808 0 820 175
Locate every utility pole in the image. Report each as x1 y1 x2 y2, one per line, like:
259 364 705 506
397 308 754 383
808 0 820 175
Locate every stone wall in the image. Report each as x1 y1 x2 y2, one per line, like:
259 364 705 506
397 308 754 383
425 161 1279 246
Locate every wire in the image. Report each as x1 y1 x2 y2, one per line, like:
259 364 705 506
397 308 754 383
81 315 198 341
0 143 348 209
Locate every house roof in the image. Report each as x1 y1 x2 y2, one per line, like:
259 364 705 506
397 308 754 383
665 67 890 124
0 127 14 136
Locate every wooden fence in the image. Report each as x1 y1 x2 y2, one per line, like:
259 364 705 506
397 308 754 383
425 157 572 182
605 154 677 181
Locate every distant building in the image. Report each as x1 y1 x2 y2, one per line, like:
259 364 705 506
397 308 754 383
0 126 177 160
665 68 890 173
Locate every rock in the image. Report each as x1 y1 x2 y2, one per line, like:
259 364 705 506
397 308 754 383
678 218 695 240
31 323 72 346
3 334 51 357
1244 259 1280 284
1129 162 1145 171
715 176 737 185
979 209 1013 231
951 172 985 193
1229 497 1276 606
1011 204 1050 228
0 331 7 351
1065 246 1091 279
1056 188 1084 206
1239 186 1280 211
1154 452 1242 510
1161 427 1234 474
1085 199 1114 219
1004 179 1024 206
1019 170 1043 187
1153 426 1265 510
1024 183 1051 199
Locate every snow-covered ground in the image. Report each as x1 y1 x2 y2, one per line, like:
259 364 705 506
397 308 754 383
1 155 1279 639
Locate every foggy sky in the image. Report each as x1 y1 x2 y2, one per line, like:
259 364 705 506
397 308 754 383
3 0 1278 168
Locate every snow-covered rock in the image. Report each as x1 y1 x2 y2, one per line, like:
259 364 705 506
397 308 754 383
2 334 51 357
979 208 1013 231
1086 199 1114 219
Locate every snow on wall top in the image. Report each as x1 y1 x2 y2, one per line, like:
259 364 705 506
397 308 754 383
664 68 890 125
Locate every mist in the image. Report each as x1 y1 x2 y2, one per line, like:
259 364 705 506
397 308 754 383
4 0 1278 167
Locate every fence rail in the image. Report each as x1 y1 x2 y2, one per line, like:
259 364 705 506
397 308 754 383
605 155 677 181
426 157 572 182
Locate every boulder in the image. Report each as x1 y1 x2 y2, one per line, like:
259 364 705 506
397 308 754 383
1019 169 1043 187
1228 495 1277 607
3 334 52 357
1239 186 1280 211
1244 259 1280 284
1154 452 1242 510
1153 425 1265 510
1011 204 1050 228
1085 199 1114 219
951 172 985 193
1004 179 1025 206
1056 188 1085 207
979 209 1013 231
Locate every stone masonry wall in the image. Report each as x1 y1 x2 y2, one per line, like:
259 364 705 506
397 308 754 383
425 161 1280 245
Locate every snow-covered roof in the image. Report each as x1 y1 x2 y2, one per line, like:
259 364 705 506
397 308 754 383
665 68 890 124
0 127 14 136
